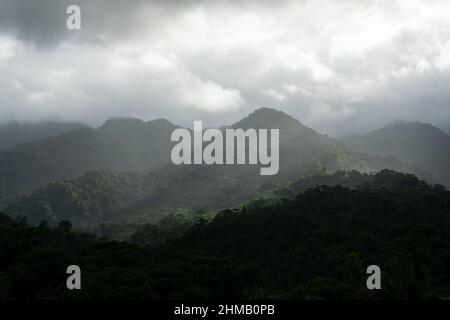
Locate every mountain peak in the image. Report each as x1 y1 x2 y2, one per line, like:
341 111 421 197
100 117 146 130
377 120 448 139
233 107 305 129
246 107 296 120
251 107 289 116
341 119 450 187
147 118 176 129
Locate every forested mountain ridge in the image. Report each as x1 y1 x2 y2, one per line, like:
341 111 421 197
0 121 87 151
2 109 431 229
226 109 429 183
5 171 157 228
0 118 176 207
129 169 444 246
341 121 450 187
1 170 449 300
272 168 438 200
170 169 450 299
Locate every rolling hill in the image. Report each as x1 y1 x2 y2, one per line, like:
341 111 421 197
1 170 450 299
0 118 176 207
0 121 87 151
341 121 450 187
4 108 430 229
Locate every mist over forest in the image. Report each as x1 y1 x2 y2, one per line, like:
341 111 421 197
1 0 450 304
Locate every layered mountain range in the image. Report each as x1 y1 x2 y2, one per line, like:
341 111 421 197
0 108 439 229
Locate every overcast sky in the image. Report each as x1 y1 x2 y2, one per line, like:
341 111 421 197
0 0 449 135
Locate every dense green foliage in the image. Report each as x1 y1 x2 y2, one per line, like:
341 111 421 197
174 170 450 299
1 170 449 300
0 213 251 300
5 171 157 228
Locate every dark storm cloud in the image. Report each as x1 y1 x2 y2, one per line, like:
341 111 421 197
0 0 449 135
0 0 67 46
0 0 295 47
0 0 158 46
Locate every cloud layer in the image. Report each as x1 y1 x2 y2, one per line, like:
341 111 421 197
0 0 450 135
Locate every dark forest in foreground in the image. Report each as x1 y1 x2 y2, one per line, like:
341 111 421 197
1 170 449 300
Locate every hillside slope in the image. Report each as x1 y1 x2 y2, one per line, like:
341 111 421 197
0 121 86 151
2 170 450 299
341 121 450 187
0 118 176 207
5 109 429 229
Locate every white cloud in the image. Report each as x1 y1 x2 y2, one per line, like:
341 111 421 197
434 40 450 72
1 0 450 134
177 77 244 112
261 89 287 102
28 90 55 105
0 36 18 61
